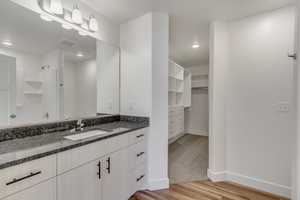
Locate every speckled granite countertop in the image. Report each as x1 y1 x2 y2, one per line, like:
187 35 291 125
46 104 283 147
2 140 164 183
0 121 148 170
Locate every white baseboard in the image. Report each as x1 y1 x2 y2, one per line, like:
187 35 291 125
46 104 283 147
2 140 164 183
207 169 291 198
186 129 208 136
207 169 226 181
226 171 291 198
147 178 170 191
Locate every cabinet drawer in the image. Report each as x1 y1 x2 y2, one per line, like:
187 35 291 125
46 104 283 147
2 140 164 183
128 164 147 196
57 134 128 174
0 155 56 199
2 178 56 200
128 140 146 171
128 128 147 145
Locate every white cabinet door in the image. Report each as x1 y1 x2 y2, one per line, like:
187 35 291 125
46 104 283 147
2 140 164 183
3 178 56 200
57 159 102 200
97 41 120 115
102 148 129 200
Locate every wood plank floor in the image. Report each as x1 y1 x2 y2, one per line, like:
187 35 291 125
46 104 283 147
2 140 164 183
130 181 289 200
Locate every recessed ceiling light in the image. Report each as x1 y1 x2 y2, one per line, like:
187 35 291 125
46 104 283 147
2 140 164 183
40 14 53 22
192 42 200 49
76 52 84 57
2 40 13 47
62 23 72 30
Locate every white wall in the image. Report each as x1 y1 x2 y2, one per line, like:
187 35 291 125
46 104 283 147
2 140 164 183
185 65 209 136
120 12 169 190
209 7 296 197
76 59 97 117
63 59 97 119
97 41 120 115
120 14 152 117
208 22 228 179
63 61 77 119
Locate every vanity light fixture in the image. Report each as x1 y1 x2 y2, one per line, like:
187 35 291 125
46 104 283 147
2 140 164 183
50 0 63 15
40 14 53 22
89 15 98 32
192 41 200 49
38 0 99 35
2 40 13 47
72 5 83 25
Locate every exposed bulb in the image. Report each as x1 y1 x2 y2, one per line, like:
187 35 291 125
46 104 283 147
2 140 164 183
89 15 98 32
72 5 83 24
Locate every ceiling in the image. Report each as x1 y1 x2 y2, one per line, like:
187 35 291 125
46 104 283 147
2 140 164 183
0 0 96 62
82 0 294 67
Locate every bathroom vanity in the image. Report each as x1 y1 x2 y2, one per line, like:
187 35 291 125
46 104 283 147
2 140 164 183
0 116 149 200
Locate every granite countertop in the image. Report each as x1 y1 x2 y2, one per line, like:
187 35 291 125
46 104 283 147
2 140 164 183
0 121 148 170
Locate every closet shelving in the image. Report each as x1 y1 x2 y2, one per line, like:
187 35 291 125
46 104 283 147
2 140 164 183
191 74 208 89
168 60 192 142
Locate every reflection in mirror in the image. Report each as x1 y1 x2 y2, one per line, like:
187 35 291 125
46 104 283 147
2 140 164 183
0 1 120 127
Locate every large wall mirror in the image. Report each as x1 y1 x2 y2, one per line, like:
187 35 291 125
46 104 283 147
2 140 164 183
0 0 120 128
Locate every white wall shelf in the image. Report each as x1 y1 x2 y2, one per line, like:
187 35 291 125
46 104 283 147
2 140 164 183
192 80 209 88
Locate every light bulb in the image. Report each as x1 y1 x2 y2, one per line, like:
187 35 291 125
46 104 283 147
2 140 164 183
72 5 83 24
89 16 98 32
50 0 63 15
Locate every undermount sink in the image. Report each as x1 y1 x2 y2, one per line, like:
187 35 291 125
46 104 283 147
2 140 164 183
64 130 109 141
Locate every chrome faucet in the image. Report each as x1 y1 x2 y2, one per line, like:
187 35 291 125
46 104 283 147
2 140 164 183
71 119 85 132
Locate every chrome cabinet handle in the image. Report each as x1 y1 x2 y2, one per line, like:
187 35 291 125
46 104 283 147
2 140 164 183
6 171 42 186
136 134 144 138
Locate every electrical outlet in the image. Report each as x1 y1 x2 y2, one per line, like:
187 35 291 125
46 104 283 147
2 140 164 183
278 102 289 113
